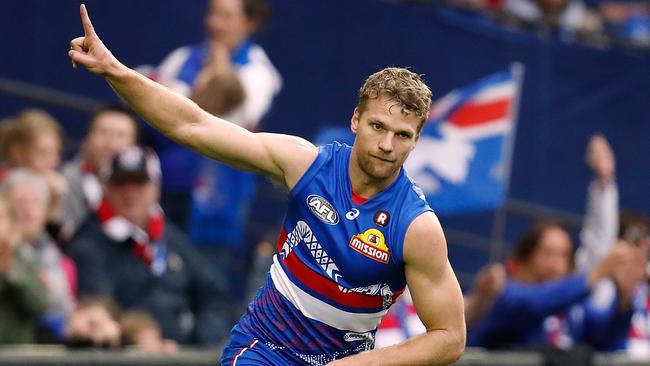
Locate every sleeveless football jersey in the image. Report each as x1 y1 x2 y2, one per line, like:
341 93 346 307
235 142 432 365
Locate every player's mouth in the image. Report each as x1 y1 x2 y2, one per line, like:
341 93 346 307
370 154 394 163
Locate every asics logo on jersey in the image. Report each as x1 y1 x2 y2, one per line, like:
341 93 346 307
346 208 360 220
307 195 339 225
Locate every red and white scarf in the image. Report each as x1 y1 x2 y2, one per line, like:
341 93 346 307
97 199 166 274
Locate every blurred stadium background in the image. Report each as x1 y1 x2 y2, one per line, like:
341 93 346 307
1 0 650 364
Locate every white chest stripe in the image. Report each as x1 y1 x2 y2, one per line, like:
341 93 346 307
270 255 387 333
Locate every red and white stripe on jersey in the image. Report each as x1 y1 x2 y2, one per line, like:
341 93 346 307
231 339 258 366
270 256 388 333
275 228 402 310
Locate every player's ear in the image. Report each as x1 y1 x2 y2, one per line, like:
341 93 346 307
351 107 360 134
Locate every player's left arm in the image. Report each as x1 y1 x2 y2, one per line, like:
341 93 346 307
328 212 466 365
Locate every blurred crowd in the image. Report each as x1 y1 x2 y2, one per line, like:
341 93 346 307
0 0 280 353
376 134 650 362
440 0 650 48
1 0 650 363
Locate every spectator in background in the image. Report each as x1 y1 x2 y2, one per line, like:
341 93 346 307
599 0 650 47
146 0 282 319
2 169 76 342
466 135 645 350
147 0 282 229
0 110 69 226
498 0 603 39
375 263 506 349
65 296 121 348
65 147 229 346
120 309 179 354
570 135 650 355
0 191 47 344
61 105 138 238
467 220 637 350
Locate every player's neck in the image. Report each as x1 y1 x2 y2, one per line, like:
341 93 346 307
348 153 401 200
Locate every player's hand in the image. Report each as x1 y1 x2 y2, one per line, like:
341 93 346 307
68 4 118 76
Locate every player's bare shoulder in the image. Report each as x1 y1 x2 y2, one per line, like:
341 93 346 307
403 211 448 269
257 132 319 190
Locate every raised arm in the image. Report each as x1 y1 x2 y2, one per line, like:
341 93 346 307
68 4 316 189
329 212 466 366
576 134 618 271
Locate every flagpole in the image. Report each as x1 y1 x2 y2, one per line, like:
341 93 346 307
489 62 525 262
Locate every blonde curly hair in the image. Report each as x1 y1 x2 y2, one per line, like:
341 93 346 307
357 67 432 132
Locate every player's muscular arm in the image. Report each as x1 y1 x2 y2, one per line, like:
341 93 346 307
328 213 466 366
68 4 316 189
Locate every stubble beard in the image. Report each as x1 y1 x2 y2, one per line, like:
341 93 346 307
357 153 399 182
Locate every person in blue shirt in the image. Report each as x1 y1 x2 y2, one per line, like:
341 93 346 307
150 0 282 321
467 221 639 350
150 0 281 230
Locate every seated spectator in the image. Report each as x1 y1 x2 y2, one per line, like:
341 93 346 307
0 191 47 344
2 169 76 342
0 109 69 227
61 105 138 238
467 221 638 350
65 147 229 346
65 296 121 348
120 310 179 354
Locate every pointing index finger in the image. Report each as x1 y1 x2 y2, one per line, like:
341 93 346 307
80 4 96 37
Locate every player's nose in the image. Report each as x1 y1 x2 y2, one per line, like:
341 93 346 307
378 133 394 153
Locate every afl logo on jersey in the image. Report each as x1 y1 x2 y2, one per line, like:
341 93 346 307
307 195 339 225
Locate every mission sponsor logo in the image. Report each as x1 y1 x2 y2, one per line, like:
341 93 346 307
306 195 339 225
348 229 390 264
